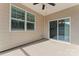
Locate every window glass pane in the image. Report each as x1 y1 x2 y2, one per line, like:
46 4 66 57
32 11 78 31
50 21 57 39
11 6 17 18
11 19 25 30
11 6 25 20
27 22 34 30
16 9 25 20
27 12 35 22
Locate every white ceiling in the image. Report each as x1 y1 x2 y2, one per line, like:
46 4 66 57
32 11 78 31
22 3 79 16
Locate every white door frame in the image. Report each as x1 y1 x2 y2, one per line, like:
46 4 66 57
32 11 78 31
48 17 71 43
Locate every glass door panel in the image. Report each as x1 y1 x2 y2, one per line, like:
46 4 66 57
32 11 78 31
49 20 57 40
64 19 70 42
58 19 65 41
58 18 70 42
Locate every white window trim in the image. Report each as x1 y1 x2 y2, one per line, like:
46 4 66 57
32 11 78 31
9 4 36 32
48 17 71 44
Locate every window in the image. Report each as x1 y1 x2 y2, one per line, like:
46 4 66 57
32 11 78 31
11 6 25 31
27 12 35 30
11 5 35 31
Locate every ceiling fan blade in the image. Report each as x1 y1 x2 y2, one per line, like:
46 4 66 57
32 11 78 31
33 3 39 5
48 3 56 6
42 4 45 10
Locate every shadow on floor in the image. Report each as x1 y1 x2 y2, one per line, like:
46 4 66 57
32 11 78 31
0 38 48 55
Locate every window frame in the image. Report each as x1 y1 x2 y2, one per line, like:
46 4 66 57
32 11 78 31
10 4 36 32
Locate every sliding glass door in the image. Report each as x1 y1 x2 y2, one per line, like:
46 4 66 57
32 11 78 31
49 17 70 42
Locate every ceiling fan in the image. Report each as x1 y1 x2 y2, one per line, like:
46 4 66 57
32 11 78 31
33 3 56 10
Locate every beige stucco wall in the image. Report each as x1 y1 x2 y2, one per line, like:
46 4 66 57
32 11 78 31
0 3 44 52
44 5 79 45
